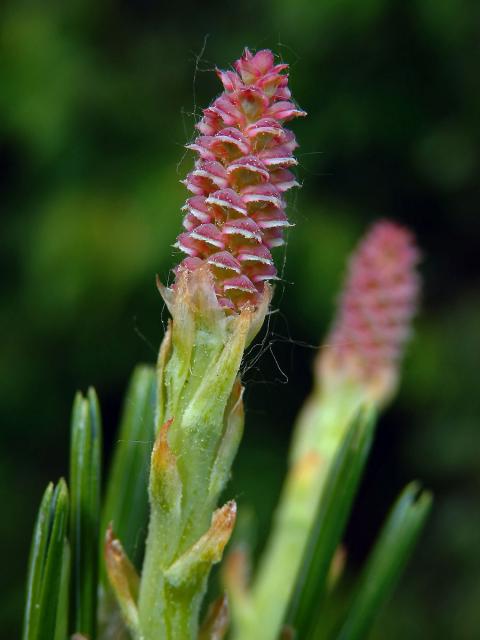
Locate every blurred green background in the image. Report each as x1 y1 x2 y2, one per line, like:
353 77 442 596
1 0 479 637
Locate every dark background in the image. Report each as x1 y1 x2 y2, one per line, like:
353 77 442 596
1 0 479 637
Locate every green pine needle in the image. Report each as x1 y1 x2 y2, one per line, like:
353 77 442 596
336 481 432 640
23 479 70 640
101 365 156 571
69 388 102 638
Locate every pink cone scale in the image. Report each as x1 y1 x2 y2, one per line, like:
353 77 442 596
174 48 306 312
326 220 420 381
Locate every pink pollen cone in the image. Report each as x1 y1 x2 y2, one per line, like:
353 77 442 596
321 220 420 402
173 48 305 311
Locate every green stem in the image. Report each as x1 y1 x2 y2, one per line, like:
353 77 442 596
135 271 264 639
138 319 249 637
137 511 169 639
232 386 363 640
137 498 217 640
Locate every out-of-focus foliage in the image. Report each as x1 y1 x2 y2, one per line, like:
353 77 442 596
0 0 478 637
